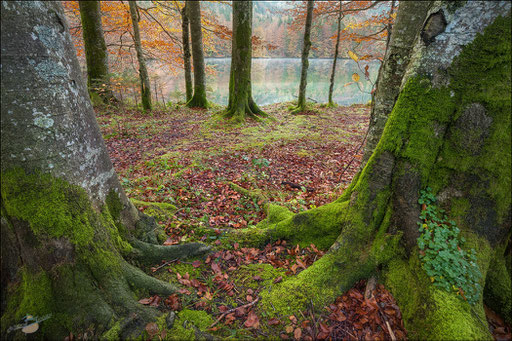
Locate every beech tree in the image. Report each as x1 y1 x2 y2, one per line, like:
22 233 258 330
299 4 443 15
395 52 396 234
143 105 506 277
1 2 208 338
362 0 431 165
78 0 116 105
327 0 343 107
181 1 193 103
291 0 314 114
223 0 267 122
186 0 208 108
236 1 511 339
128 0 152 111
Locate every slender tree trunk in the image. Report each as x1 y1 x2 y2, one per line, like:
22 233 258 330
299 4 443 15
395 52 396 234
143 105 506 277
79 1 116 105
128 1 152 111
186 0 208 108
223 0 267 122
328 0 343 107
239 2 511 339
292 0 314 114
181 2 193 103
361 1 431 166
1 2 208 338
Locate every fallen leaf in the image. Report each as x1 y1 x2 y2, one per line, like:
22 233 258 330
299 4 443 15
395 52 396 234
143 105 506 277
145 322 159 337
244 311 260 329
294 327 302 339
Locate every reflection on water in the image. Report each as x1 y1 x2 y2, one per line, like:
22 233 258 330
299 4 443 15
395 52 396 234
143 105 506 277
161 58 380 106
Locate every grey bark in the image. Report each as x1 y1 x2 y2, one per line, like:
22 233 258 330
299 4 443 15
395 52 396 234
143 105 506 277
78 0 116 105
293 0 314 113
128 1 152 111
181 2 193 102
328 0 343 106
361 1 431 165
186 0 208 108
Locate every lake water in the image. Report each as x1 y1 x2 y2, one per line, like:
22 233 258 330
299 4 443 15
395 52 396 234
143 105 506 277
160 58 380 106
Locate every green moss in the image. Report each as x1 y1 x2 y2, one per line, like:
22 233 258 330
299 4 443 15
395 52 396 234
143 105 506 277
131 199 177 223
232 263 287 290
102 320 122 341
106 190 123 223
384 253 490 340
255 201 348 250
1 168 95 247
369 207 403 265
167 309 214 340
484 251 512 324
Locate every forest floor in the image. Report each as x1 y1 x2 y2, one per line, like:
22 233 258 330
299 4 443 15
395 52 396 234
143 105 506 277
97 103 510 340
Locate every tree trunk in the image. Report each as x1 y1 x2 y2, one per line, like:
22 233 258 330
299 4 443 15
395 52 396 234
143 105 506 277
223 0 267 122
239 2 511 338
1 2 208 338
186 0 208 108
128 1 152 111
328 0 343 107
292 0 314 114
78 1 116 105
181 2 193 103
361 1 431 165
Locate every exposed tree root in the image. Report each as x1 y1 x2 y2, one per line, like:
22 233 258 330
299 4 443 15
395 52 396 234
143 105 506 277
131 239 211 265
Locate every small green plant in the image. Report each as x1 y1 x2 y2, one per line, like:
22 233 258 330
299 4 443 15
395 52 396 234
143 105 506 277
417 187 482 304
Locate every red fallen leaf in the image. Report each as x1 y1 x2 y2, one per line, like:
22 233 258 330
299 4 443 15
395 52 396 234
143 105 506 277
281 333 290 339
289 315 298 324
218 305 229 313
150 295 161 307
214 240 221 245
383 308 396 315
294 328 302 339
268 318 281 325
252 275 262 281
274 276 283 284
246 295 253 302
192 260 201 268
290 264 299 274
247 288 254 295
211 262 222 274
178 288 191 295
244 311 260 329
145 322 159 337
296 258 307 269
234 242 239 250
224 313 236 325
318 322 330 334
138 298 152 305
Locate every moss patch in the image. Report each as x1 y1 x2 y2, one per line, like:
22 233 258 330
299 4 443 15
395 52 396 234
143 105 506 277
167 309 214 340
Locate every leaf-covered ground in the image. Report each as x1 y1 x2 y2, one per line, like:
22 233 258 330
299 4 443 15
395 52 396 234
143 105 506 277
96 103 509 340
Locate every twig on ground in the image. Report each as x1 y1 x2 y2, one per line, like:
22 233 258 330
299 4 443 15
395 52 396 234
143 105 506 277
151 259 178 272
209 297 260 329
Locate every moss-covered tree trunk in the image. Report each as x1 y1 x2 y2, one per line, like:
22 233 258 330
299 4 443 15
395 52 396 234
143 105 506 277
186 0 208 108
223 0 267 122
291 0 314 114
239 2 511 339
128 1 152 111
1 2 208 339
328 0 343 107
361 1 431 165
181 2 193 103
78 1 116 106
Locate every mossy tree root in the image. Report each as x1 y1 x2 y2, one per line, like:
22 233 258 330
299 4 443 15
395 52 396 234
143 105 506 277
130 239 211 265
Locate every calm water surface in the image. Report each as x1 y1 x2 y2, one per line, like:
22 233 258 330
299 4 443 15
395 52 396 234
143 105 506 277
161 58 380 106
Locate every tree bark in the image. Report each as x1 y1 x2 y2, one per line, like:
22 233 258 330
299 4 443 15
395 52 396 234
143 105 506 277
361 1 431 166
1 2 208 338
78 1 116 105
239 2 511 338
181 2 193 103
328 0 343 107
223 0 267 122
292 0 314 114
128 1 152 111
186 0 208 108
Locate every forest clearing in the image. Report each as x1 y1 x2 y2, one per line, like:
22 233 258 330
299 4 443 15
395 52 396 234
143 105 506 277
1 1 511 340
